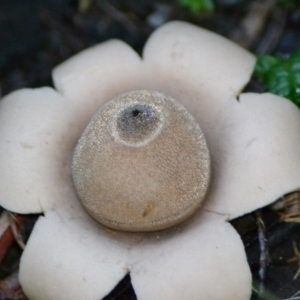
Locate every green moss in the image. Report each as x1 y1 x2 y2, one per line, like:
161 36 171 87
254 51 300 108
277 0 299 11
178 0 215 14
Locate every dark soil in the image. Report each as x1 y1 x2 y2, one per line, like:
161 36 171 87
0 0 300 299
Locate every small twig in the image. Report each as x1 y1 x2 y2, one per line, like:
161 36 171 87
230 0 276 49
97 0 138 35
0 211 26 265
277 192 300 224
255 8 287 54
8 213 26 250
286 241 300 280
0 211 13 264
255 210 270 297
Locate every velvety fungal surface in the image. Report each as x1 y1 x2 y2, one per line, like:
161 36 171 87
72 90 210 232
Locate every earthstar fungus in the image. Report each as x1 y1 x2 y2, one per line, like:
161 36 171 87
0 21 300 300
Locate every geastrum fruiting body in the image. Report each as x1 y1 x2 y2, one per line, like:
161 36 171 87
0 21 300 300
